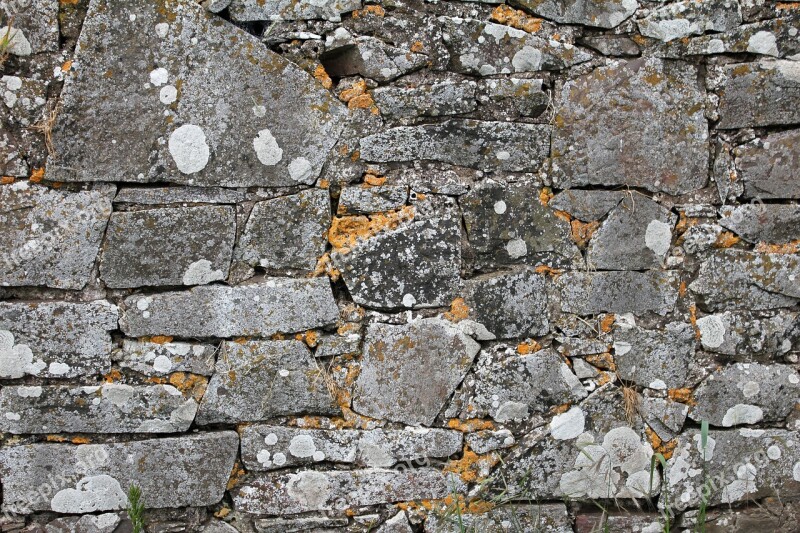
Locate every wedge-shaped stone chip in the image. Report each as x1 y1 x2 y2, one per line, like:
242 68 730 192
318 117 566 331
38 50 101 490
736 129 800 199
46 0 344 186
229 0 361 22
716 60 800 129
613 322 695 390
551 58 708 195
197 340 339 424
556 270 679 316
425 503 572 532
0 432 238 514
121 278 338 338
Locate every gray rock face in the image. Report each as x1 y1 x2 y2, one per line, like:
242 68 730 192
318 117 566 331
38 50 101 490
114 186 247 205
324 36 428 82
114 339 217 376
720 204 800 244
0 301 118 379
229 0 361 22
511 0 637 29
716 60 800 129
548 190 624 222
120 278 339 338
359 121 550 173
45 513 121 533
425 503 572 532
0 0 59 54
690 252 800 311
0 384 198 434
1 75 48 177
556 270 679 316
197 340 338 424
236 189 330 271
233 468 456 515
253 517 349 533
736 130 800 199
0 432 238 513
240 425 462 470
465 429 516 454
695 311 798 361
476 77 550 120
101 206 235 288
689 363 800 426
640 396 689 441
352 319 480 426
551 58 708 195
338 185 408 214
0 183 113 290
46 0 345 186
638 0 742 42
372 81 478 119
613 322 696 389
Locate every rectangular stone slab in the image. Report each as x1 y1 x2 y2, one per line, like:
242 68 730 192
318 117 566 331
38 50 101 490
555 270 679 316
114 339 217 376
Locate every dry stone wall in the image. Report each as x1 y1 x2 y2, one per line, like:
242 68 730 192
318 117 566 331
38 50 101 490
1 0 799 531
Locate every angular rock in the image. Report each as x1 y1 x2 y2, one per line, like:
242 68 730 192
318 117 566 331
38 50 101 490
101 206 235 288
0 183 113 290
579 35 640 57
197 340 338 424
114 186 247 205
0 384 198 434
465 429 516 454
352 319 480 426
359 120 550 173
114 339 217 377
613 323 696 390
690 252 800 311
689 363 800 426
640 395 689 442
716 60 800 129
233 468 456 515
372 81 478 119
736 130 800 199
425 503 572 532
45 513 121 533
476 77 550 120
551 58 708 195
461 182 581 269
338 185 408 214
556 270 679 316
0 432 238 513
0 0 59 54
548 190 625 222
0 300 118 379
323 36 427 82
46 0 345 186
378 512 413 533
587 194 676 270
120 278 339 338
229 0 361 22
315 332 362 358
235 189 330 271
695 311 798 361
511 0 637 29
253 517 349 533
240 425 462 470
638 0 742 42
720 204 800 244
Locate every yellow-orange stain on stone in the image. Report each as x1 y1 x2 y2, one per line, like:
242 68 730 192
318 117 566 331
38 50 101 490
552 402 572 415
311 252 341 281
61 60 72 72
313 64 333 89
168 372 208 402
668 387 696 406
363 172 386 186
410 41 424 53
1 176 14 184
226 460 246 491
714 231 740 248
756 240 800 254
443 297 469 323
214 507 231 519
295 330 318 348
446 418 494 433
149 335 173 345
103 369 122 383
570 219 600 248
516 340 542 355
29 167 45 183
586 352 615 371
600 314 615 333
328 206 415 252
538 187 554 205
534 264 563 279
490 5 544 33
444 447 500 483
352 5 385 17
646 426 678 460
688 304 701 340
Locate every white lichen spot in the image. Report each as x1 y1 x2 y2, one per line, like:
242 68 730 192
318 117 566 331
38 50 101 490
288 157 314 183
739 380 760 398
182 259 225 286
48 362 71 376
149 68 169 87
5 412 20 420
253 129 283 166
152 355 172 373
747 31 779 57
16 386 42 398
693 433 716 461
550 406 585 440
286 470 331 509
767 445 782 460
793 462 800 481
273 452 287 466
50 475 126 514
252 105 266 117
155 23 169 38
496 151 511 161
402 293 416 308
288 434 317 458
101 384 135 406
0 330 34 379
312 450 325 462
278 369 290 377
511 46 542 72
159 85 178 105
649 379 667 390
722 404 764 427
645 219 672 258
256 449 272 467
169 124 210 174
696 315 725 349
265 433 278 445
0 27 31 56
505 238 527 259
493 200 507 214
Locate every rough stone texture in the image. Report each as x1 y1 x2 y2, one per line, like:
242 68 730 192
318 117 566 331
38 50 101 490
719 204 800 244
551 58 708 195
44 514 121 533
638 0 742 42
121 278 339 337
716 60 800 129
323 36 428 82
1 75 48 177
613 322 696 390
372 81 477 119
548 190 624 222
114 186 247 205
0 0 59 54
114 339 217 376
736 130 800 199
229 0 361 22
425 503 572 532
0 183 113 290
695 311 798 361
640 395 689 441
101 206 235 288
253 517 349 533
556 270 680 315
511 0 637 29
0 432 238 513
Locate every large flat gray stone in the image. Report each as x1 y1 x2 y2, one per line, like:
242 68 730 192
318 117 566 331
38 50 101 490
716 60 800 129
613 322 696 390
736 129 800 199
511 0 637 29
695 311 798 361
555 270 679 316
638 0 741 42
229 0 361 22
720 204 800 244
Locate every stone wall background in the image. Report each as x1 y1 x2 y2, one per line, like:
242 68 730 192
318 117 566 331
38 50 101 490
1 0 799 531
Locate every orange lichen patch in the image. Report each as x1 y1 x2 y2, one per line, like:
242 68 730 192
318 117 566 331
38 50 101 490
446 418 494 433
348 92 379 115
352 4 385 17
146 376 168 384
586 352 615 371
311 253 341 281
46 435 69 443
534 264 563 279
538 187 554 205
61 60 73 72
647 427 678 460
350 150 361 162
553 209 572 223
668 387 696 406
149 335 173 345
570 219 600 248
1 176 14 184
233 337 249 344
490 5 543 33
643 72 664 86
595 372 613 387
168 372 208 402
71 436 91 444
226 460 246 491
328 206 415 252
688 304 700 340
337 322 362 336
313 64 333 89
410 40 424 53
333 407 381 430
552 402 572 415
674 211 700 238
777 2 800 9
293 415 327 429
756 240 800 254
714 231 740 248
339 79 368 103
517 339 542 355
444 448 500 483
600 314 615 333
29 167 45 183
103 369 122 383
679 280 687 297
444 297 470 323
318 178 330 189
363 173 387 186
631 34 649 46
295 330 319 347
214 507 231 519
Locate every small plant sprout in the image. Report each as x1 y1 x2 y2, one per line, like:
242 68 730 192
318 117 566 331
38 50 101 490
127 484 146 533
0 17 15 70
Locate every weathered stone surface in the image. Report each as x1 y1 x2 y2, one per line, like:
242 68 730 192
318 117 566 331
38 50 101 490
45 513 121 533
114 186 247 205
638 0 742 42
640 395 689 442
587 194 676 270
476 77 550 120
613 322 696 389
0 301 118 379
0 183 113 290
736 129 800 199
511 0 637 29
695 311 798 361
716 60 800 129
461 182 581 269
315 332 361 358
548 190 624 222
359 121 550 173
0 384 198 434
579 35 640 56
333 216 461 309
236 189 329 271
556 270 679 316
465 429 515 454
338 185 408 214
460 268 549 339
323 36 427 82
198 340 337 424
101 206 235 288
253 517 349 533
551 58 708 195
114 339 217 376
241 425 462 470
233 468 457 515
0 0 59 54
378 512 413 533
720 204 800 244
690 252 800 311
1 76 48 176
372 81 478 119
46 0 345 186
352 319 480 426
425 503 572 532
664 428 800 508
440 17 591 75
689 363 800 426
121 278 339 337
229 0 360 22
0 432 238 513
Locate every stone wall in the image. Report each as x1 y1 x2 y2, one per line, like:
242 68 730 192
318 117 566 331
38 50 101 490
1 0 799 531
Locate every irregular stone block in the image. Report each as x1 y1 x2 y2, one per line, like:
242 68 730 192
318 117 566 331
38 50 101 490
338 185 408 214
555 270 679 316
359 120 550 173
465 429 516 454
690 252 800 311
315 332 361 358
1 76 48 176
510 0 637 29
229 0 361 21
45 513 121 533
0 183 113 290
425 503 572 532
240 425 462 470
0 384 198 434
640 395 689 442
378 512 413 533
46 0 345 187
0 0 59 54
720 204 800 244
695 311 798 361
638 0 742 42
461 182 581 269
323 36 427 82
114 339 217 376
551 58 708 195
579 35 640 57
736 130 800 199
120 278 339 338
197 340 338 424
0 300 118 379
235 188 329 271
0 432 238 513
689 363 800 426
253 517 349 533
114 186 247 205
476 78 549 119
101 206 235 288
352 319 480 426
613 322 696 389
716 60 800 129
372 81 478 119
548 190 624 222
233 468 455 515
